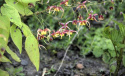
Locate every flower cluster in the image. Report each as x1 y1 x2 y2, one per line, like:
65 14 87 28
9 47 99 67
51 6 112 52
38 0 104 48
47 6 64 14
37 21 76 41
77 1 87 9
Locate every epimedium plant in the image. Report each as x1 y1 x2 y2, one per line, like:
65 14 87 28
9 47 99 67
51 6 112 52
0 0 113 76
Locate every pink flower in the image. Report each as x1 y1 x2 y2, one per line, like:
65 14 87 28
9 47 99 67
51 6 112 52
76 1 87 9
87 14 98 21
72 20 78 25
60 0 69 6
98 15 104 20
47 6 64 14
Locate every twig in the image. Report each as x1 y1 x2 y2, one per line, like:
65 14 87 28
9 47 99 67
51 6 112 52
54 26 83 76
42 68 47 76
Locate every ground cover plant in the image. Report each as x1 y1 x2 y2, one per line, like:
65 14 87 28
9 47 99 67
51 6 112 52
0 0 125 76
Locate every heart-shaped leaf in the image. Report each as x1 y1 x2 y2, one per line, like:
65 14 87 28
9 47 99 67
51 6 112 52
25 35 40 71
21 22 33 37
5 0 33 16
10 24 22 54
6 46 21 62
1 4 22 28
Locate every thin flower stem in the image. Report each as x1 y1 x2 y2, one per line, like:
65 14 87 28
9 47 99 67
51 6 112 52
54 26 83 76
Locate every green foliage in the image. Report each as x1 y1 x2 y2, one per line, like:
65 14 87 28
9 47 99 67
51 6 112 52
5 0 33 16
10 24 22 54
6 46 21 62
0 69 9 76
0 0 40 74
0 15 10 52
123 54 125 67
110 65 116 73
25 35 40 71
103 13 125 75
17 0 40 3
1 4 22 28
6 66 25 76
21 23 33 37
102 52 110 64
0 55 11 63
78 27 114 60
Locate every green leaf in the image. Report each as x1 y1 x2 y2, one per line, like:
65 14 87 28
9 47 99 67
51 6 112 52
0 15 10 31
14 67 23 73
17 0 40 3
93 47 103 57
25 35 40 71
0 69 9 76
123 54 125 67
22 22 32 37
109 58 116 65
0 38 7 55
108 50 116 57
5 0 33 16
110 65 116 73
0 15 10 50
17 73 25 76
123 13 125 22
0 29 9 54
102 52 110 64
103 26 111 39
1 4 22 28
0 55 11 63
113 20 125 37
6 46 21 62
10 24 22 54
110 29 122 44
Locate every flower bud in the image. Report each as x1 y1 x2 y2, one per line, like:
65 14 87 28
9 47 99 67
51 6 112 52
49 37 53 41
99 15 104 20
109 6 113 10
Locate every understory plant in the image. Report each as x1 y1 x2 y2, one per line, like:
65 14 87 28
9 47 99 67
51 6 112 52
103 14 125 76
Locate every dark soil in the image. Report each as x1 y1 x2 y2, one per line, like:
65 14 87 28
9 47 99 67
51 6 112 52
0 40 111 76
